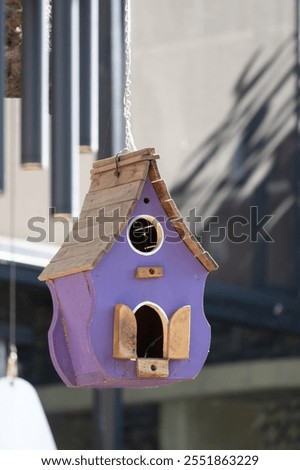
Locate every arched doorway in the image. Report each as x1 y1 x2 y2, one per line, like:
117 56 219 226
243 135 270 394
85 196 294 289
134 303 167 358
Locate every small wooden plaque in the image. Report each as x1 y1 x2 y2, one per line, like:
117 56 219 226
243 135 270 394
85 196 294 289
136 358 169 378
135 266 163 279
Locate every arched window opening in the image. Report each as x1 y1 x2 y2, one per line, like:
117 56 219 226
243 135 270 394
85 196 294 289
135 304 164 358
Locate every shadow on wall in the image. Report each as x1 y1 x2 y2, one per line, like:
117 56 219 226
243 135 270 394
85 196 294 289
172 35 298 291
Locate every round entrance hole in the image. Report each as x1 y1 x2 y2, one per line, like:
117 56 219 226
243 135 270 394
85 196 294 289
127 215 163 255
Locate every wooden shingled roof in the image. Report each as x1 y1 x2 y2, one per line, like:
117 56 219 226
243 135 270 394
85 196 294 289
39 148 218 281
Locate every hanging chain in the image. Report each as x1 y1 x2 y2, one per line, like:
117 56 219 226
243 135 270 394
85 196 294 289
7 125 18 380
123 0 136 152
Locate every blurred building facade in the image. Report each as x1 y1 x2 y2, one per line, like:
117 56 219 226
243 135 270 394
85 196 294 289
0 0 300 449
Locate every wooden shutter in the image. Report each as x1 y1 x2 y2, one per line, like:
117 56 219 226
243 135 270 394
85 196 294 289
113 304 137 359
168 306 191 359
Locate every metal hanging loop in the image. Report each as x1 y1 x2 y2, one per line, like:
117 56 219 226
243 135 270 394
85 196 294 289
115 154 121 177
123 0 136 152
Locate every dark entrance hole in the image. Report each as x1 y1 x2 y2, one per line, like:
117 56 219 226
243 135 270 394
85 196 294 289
135 305 164 358
129 217 158 253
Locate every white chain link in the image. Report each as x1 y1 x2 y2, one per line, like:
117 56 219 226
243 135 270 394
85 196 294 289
123 0 136 152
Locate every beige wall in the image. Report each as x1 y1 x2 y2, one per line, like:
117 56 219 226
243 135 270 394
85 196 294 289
0 100 95 266
131 0 295 189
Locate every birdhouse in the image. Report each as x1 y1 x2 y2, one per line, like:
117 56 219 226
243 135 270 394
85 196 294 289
39 148 218 388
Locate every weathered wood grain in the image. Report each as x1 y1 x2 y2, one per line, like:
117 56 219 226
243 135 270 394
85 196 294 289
92 148 156 171
90 161 149 192
113 304 137 359
135 266 163 279
168 306 191 359
38 255 95 281
152 179 171 202
80 180 144 213
148 160 161 182
136 358 169 378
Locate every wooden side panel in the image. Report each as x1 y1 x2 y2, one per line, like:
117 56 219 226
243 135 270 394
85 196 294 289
163 198 182 219
152 179 171 202
168 306 191 359
148 160 161 181
136 358 169 378
113 304 137 359
196 251 219 271
169 217 189 239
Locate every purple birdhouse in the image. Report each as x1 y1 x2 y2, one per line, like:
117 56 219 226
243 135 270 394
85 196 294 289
39 148 218 388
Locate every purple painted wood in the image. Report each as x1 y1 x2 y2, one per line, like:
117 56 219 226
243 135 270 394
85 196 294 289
48 178 211 388
47 281 76 386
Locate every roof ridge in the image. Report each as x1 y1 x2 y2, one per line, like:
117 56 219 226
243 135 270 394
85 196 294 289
92 148 157 172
